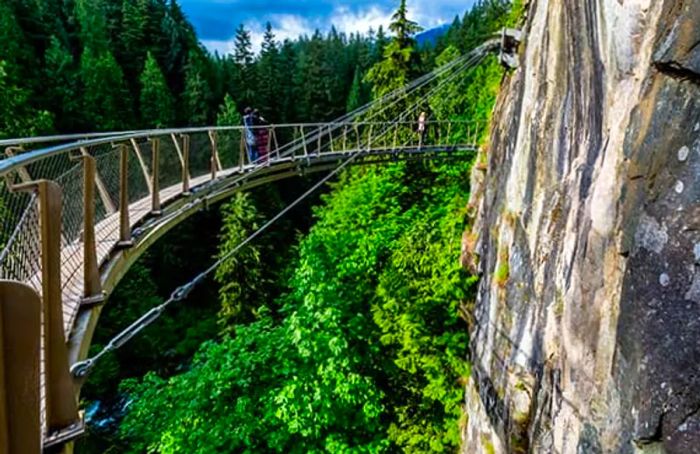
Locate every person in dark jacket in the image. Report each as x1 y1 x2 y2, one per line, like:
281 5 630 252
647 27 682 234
243 107 257 163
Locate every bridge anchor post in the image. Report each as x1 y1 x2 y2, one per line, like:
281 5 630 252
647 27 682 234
0 280 42 453
208 130 221 179
181 134 191 195
13 180 83 449
117 144 133 249
78 153 104 307
150 138 162 216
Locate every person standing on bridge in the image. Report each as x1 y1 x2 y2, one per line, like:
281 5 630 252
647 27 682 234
253 109 270 164
243 107 258 164
417 111 427 149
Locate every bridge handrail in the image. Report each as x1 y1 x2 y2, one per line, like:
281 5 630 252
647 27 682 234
0 120 475 177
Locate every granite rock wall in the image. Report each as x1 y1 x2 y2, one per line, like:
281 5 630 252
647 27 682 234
462 1 700 452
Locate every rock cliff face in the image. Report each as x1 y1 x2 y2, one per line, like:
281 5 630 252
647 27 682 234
462 1 700 453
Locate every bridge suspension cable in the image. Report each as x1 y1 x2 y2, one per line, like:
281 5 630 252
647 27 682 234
69 45 492 378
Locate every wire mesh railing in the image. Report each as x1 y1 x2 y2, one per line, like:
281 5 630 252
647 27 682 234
0 120 479 338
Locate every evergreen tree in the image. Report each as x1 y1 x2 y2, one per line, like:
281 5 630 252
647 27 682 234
374 25 389 61
257 22 281 119
182 52 212 125
233 24 254 66
80 47 133 130
0 61 53 139
119 0 149 81
139 52 175 128
346 67 363 113
216 93 243 167
158 0 197 96
0 1 34 72
277 40 297 122
75 0 110 53
232 24 255 107
43 36 80 132
389 0 422 49
365 0 422 98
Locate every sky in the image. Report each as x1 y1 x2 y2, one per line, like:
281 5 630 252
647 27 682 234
179 0 475 55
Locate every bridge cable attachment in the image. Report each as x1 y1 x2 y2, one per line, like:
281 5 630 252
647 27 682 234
70 146 371 379
499 28 523 69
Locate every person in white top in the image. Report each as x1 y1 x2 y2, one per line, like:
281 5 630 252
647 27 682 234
417 111 427 149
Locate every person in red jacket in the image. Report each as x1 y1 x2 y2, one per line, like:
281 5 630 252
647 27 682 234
253 109 270 163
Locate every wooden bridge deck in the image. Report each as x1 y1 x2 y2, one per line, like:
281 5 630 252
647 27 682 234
57 145 474 337
60 168 237 335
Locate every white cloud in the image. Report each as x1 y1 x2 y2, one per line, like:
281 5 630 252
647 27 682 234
247 14 313 53
328 5 393 35
202 39 237 56
201 1 458 56
407 0 453 28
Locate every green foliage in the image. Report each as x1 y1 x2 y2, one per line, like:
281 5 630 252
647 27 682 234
216 94 241 126
214 193 269 328
139 52 175 128
80 47 133 131
365 0 422 99
1 0 400 135
43 36 81 132
215 93 243 166
0 61 53 139
75 0 110 53
120 317 297 453
120 158 485 453
388 0 422 49
232 24 256 107
372 162 477 450
346 67 365 113
183 52 213 125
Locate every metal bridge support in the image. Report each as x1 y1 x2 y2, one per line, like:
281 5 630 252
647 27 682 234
80 148 115 215
129 139 153 195
239 131 246 169
181 134 191 195
150 138 161 216
0 280 41 454
14 180 82 449
208 130 221 179
117 144 133 248
80 155 104 307
4 147 32 183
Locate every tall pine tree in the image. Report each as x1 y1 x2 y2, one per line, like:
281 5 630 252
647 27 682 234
365 0 422 98
139 52 175 128
80 47 133 130
257 22 281 119
182 52 213 125
44 36 80 132
232 24 255 107
346 67 363 113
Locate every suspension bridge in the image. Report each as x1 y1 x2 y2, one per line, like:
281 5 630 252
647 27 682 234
0 32 519 452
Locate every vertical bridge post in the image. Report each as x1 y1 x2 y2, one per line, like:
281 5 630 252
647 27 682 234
208 130 221 179
181 134 191 195
117 144 133 248
0 281 41 453
80 154 104 306
150 138 161 216
14 180 83 449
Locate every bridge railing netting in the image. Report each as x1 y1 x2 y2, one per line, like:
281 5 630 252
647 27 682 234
0 120 480 337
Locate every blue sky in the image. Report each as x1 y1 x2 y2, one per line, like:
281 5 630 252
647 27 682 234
179 0 475 55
